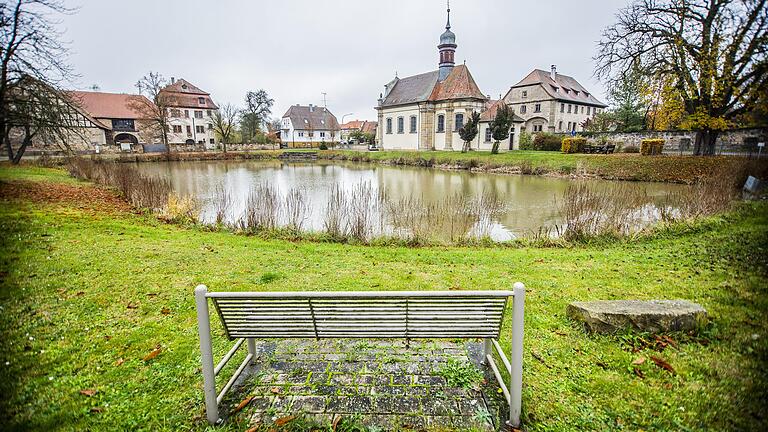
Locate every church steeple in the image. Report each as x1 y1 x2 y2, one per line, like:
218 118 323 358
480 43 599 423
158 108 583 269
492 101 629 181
438 1 456 81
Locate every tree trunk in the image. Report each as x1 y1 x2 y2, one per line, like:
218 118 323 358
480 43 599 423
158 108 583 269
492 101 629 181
11 126 32 165
2 122 12 161
704 130 719 155
693 130 705 155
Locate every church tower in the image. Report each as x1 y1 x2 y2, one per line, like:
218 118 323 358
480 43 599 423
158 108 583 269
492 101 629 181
438 2 456 81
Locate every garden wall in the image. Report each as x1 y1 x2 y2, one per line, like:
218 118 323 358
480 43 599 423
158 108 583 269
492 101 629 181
585 127 767 153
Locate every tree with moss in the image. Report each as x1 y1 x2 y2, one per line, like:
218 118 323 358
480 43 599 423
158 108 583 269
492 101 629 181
595 0 768 155
489 104 513 153
458 111 480 153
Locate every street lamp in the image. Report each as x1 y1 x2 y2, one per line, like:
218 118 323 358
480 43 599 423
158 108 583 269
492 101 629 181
340 113 353 147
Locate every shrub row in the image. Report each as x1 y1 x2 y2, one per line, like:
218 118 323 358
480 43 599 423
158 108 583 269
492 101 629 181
561 137 587 154
640 139 665 155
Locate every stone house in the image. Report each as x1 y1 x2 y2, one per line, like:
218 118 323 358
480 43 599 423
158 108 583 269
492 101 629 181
503 66 608 135
375 8 489 151
67 91 153 149
475 100 525 151
160 78 219 148
281 105 341 147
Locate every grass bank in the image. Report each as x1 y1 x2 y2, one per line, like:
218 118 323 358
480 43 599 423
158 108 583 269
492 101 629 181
0 165 767 431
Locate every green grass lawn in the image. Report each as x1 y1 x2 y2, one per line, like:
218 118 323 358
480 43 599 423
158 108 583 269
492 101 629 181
0 165 766 431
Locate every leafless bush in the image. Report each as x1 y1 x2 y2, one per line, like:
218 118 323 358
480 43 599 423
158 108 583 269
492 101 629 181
239 183 280 232
211 184 232 225
660 175 736 221
346 182 381 242
324 184 348 239
284 187 310 232
560 182 650 240
65 157 171 212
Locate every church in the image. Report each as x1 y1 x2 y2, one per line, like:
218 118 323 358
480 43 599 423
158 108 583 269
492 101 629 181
375 5 522 152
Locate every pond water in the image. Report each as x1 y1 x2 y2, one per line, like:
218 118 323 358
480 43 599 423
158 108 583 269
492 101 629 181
135 160 692 241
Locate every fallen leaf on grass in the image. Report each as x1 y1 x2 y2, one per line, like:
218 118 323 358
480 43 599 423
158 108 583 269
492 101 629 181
90 407 103 413
79 389 97 397
650 355 675 373
632 356 646 365
233 396 254 413
126 302 139 309
161 307 171 315
76 291 85 296
269 386 281 394
275 415 295 426
332 415 342 431
143 347 161 362
633 367 645 379
554 330 567 336
115 358 125 366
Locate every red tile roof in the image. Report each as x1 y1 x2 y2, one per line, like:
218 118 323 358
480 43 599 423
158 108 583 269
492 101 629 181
160 78 219 110
340 120 366 130
67 91 151 120
428 65 486 102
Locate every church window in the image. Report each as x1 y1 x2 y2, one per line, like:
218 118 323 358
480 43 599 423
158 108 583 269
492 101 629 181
520 105 527 114
534 104 541 113
484 127 492 142
386 118 392 134
409 116 417 133
560 103 565 113
437 115 445 132
455 113 464 131
397 117 404 134
587 107 591 115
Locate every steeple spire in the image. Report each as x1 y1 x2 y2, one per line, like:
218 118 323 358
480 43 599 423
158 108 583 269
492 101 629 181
438 0 457 81
446 0 451 30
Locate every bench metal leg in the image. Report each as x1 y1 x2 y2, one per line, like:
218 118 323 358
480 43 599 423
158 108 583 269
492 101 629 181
507 282 526 428
195 285 219 425
247 338 257 363
482 338 492 365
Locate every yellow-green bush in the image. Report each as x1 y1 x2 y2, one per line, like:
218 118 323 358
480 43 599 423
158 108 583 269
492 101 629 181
640 139 665 155
562 137 587 153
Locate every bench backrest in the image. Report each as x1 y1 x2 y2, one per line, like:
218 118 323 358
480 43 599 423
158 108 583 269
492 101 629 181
208 291 514 340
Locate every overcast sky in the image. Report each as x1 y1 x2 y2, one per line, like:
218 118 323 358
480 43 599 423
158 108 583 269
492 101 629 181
60 0 628 122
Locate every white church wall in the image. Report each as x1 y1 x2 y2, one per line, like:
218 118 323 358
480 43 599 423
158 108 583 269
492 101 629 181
381 105 421 150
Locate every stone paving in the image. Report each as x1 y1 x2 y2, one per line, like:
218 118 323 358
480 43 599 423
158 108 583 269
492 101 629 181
222 338 509 431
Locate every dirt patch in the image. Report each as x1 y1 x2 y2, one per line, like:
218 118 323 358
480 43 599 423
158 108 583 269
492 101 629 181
0 180 133 214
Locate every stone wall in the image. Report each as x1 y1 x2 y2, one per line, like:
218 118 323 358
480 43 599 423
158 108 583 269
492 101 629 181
585 127 768 153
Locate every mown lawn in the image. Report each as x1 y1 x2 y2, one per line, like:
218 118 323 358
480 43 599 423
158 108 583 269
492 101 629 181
0 165 766 431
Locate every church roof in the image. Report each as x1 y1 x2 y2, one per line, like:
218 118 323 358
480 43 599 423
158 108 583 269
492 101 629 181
511 69 607 107
379 65 486 108
380 71 440 107
282 105 340 130
429 65 486 102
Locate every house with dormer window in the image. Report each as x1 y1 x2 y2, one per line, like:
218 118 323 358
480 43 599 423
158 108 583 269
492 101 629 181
281 104 340 147
160 78 219 148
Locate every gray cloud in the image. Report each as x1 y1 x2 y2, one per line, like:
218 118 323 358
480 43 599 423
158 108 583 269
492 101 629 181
61 0 626 121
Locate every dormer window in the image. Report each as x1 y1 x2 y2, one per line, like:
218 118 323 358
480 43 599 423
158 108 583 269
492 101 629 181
303 119 309 124
198 97 205 104
564 88 570 94
522 90 528 98
182 84 188 90
584 92 590 97
551 85 559 92
574 90 580 96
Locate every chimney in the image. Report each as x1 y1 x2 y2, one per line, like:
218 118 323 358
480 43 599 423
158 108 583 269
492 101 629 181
309 104 314 112
550 65 557 81
171 77 175 84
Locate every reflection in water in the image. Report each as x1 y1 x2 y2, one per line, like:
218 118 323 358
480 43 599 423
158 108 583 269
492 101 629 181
134 160 692 241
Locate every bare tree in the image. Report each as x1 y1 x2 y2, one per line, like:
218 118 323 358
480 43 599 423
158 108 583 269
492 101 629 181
211 103 239 152
131 71 177 150
595 0 768 155
241 89 273 142
0 0 78 161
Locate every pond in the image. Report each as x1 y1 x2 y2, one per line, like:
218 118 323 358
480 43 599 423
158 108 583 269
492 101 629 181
135 160 693 242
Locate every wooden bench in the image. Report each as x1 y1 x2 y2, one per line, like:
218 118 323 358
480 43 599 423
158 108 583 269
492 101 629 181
195 283 526 427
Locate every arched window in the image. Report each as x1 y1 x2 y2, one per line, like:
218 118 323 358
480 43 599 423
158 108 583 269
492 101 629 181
397 117 404 134
386 118 392 134
437 115 445 132
409 116 417 133
455 113 464 131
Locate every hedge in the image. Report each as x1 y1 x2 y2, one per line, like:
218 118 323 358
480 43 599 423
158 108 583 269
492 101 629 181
640 139 665 155
532 133 564 151
561 137 587 153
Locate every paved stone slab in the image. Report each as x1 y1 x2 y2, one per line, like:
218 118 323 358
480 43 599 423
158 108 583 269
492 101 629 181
567 299 708 334
226 338 497 431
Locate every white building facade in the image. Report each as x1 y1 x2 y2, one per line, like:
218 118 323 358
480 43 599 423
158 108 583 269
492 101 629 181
281 105 340 147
